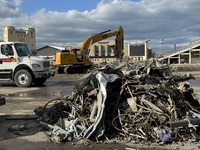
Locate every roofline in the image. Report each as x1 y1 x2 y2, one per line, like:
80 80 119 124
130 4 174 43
37 45 65 51
158 39 200 60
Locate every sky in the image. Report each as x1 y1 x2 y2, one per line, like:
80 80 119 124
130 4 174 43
0 0 200 52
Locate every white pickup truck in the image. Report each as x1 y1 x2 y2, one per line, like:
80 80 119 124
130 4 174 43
0 42 55 87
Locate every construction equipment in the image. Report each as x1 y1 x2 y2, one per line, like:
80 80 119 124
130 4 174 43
53 26 124 74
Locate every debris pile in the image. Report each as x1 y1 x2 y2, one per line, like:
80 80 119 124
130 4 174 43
35 60 200 144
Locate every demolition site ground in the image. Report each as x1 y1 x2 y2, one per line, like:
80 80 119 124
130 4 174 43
1 71 200 150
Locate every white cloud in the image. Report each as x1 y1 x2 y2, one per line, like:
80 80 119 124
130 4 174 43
0 0 22 18
0 0 200 52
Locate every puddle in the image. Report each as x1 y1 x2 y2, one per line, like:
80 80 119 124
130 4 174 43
189 77 200 86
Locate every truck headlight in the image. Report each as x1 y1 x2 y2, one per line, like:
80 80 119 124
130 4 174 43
32 63 41 68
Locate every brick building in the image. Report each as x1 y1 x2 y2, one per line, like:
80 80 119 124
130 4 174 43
3 26 36 51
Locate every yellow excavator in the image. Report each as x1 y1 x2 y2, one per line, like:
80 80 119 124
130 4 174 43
53 26 124 74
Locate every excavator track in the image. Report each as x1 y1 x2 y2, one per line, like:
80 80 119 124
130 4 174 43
65 65 91 74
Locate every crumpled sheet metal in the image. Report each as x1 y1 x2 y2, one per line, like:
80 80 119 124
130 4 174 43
36 60 200 144
84 72 109 139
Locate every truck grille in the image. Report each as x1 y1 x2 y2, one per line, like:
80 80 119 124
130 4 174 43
43 61 50 68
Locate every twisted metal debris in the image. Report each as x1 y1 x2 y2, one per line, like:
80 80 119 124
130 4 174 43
35 60 200 144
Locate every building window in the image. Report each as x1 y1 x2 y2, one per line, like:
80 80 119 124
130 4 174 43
192 51 200 58
10 31 12 34
101 45 105 56
94 46 99 56
107 46 112 56
129 44 145 56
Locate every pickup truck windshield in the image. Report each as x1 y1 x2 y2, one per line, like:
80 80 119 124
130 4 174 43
14 43 33 56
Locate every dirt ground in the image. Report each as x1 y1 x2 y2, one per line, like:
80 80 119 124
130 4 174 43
1 73 200 150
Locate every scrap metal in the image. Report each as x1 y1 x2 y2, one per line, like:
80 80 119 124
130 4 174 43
35 60 200 144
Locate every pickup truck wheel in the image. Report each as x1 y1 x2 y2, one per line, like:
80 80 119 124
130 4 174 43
34 78 47 85
14 69 32 87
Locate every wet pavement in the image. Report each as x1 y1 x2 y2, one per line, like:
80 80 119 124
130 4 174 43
0 74 76 98
0 74 76 116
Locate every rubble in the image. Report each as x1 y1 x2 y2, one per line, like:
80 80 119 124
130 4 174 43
35 60 200 145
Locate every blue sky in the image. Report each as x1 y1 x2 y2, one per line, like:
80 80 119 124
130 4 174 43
1 0 200 51
21 0 101 14
21 0 141 14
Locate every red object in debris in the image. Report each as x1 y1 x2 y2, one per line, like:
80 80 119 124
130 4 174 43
0 97 5 106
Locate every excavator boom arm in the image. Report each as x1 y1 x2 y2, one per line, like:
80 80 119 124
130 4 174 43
80 26 124 59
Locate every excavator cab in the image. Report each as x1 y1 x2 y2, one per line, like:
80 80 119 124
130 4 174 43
71 48 83 62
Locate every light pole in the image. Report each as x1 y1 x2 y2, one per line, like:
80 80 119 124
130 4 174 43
174 44 176 52
145 39 150 60
160 38 164 51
